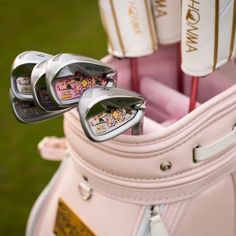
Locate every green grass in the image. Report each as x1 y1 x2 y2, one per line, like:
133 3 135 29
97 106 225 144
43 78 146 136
0 1 107 235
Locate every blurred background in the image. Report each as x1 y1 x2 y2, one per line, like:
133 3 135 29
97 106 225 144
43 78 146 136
0 1 107 235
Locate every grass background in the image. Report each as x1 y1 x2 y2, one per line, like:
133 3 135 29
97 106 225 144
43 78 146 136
0 1 107 235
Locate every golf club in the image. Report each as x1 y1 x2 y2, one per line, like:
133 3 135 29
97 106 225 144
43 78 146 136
11 51 52 101
45 53 116 108
31 60 67 111
78 87 146 142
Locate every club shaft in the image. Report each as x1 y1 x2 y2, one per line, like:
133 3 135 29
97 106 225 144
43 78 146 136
189 76 199 112
177 42 184 93
130 58 139 93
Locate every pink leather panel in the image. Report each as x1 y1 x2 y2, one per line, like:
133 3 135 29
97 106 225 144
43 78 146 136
175 176 236 236
34 158 142 236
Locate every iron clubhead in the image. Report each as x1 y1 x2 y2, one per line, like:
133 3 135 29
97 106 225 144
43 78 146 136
78 87 146 142
45 53 116 108
31 61 66 111
10 89 70 124
11 51 52 101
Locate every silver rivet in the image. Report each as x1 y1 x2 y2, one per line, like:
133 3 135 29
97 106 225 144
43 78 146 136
160 161 172 172
78 176 93 201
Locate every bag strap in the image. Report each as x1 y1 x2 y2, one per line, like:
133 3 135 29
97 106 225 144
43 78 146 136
193 123 236 162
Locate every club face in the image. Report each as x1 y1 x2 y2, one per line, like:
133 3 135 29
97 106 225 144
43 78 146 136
78 88 146 142
31 61 65 111
46 53 116 107
11 51 52 101
10 90 69 123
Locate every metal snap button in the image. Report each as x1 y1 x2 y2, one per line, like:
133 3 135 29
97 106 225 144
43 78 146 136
160 161 172 172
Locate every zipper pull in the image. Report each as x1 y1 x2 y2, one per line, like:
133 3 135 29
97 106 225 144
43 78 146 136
150 205 169 236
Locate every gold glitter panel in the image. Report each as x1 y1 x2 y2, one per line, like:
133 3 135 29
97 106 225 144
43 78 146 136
54 199 96 236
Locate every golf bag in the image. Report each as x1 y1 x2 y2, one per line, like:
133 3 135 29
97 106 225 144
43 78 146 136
26 0 236 235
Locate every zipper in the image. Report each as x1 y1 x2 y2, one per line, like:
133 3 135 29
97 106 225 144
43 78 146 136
150 205 169 236
136 205 169 236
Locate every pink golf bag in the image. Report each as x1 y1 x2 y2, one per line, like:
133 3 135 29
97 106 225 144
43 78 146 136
26 1 236 235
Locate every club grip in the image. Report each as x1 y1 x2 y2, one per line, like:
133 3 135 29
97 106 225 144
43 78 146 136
98 0 158 58
181 0 236 77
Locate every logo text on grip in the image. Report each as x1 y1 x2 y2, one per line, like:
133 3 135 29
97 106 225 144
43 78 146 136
128 1 141 34
185 0 200 52
153 0 167 18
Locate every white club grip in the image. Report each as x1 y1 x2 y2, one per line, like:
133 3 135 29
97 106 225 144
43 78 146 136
181 0 236 77
99 0 158 58
151 0 181 44
193 125 236 162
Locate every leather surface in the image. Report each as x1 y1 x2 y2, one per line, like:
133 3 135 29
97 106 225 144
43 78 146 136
175 176 236 236
28 157 142 236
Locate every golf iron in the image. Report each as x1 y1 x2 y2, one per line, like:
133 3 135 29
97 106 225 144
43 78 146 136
31 60 67 111
45 53 116 108
78 87 146 142
11 51 52 101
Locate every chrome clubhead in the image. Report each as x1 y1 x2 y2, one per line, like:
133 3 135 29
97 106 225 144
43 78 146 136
78 87 146 142
11 51 52 101
45 53 116 108
10 89 70 124
31 61 66 111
